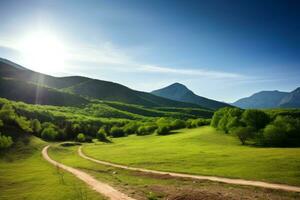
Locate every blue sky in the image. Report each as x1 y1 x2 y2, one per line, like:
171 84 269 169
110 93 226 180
0 0 299 102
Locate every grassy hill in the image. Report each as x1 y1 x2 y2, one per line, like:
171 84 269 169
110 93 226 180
83 126 300 186
0 78 88 106
0 59 205 109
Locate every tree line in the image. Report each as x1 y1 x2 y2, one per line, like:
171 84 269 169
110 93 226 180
211 107 300 147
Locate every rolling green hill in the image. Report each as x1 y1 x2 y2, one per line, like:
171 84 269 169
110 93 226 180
0 78 88 106
0 58 205 109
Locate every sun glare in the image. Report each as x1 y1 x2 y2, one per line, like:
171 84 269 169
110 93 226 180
18 31 67 74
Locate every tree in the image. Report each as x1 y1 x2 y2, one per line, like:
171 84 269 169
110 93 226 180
96 128 108 142
232 126 255 145
77 133 86 142
156 125 171 135
110 126 125 137
242 109 270 131
171 119 186 129
262 116 300 147
31 119 42 135
41 127 58 141
0 133 13 149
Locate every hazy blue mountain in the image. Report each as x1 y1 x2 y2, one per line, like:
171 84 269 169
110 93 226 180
0 58 204 108
279 88 300 108
233 88 300 108
233 90 288 109
151 83 231 110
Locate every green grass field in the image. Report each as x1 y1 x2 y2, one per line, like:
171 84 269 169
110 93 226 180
0 137 103 200
83 126 300 186
48 144 300 200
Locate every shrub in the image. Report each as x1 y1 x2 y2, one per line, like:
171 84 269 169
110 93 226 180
41 127 59 141
0 133 13 149
31 119 42 135
137 125 157 136
110 126 125 137
156 125 171 135
96 128 108 142
171 119 186 129
123 122 140 135
77 133 86 142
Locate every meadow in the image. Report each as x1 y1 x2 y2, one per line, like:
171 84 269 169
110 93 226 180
83 126 300 186
0 137 103 200
48 143 300 200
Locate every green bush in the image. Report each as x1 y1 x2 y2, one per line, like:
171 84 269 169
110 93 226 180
171 119 186 129
123 122 140 135
0 133 13 149
41 127 59 141
137 125 157 136
77 133 86 142
96 128 108 142
31 119 42 135
110 126 126 137
156 125 171 135
262 116 300 147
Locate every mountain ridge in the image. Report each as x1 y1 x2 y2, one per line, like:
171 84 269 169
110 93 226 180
232 88 300 108
151 83 231 110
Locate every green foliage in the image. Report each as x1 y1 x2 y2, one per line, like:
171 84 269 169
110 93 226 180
110 126 126 138
77 133 86 142
232 126 255 145
0 133 13 149
211 107 300 147
187 118 211 128
31 119 41 135
170 119 186 129
123 121 140 135
242 109 270 131
262 116 300 147
137 125 157 136
41 127 59 141
156 125 171 135
96 128 108 142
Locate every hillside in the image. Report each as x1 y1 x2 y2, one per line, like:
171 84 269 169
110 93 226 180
151 83 231 110
0 78 88 106
232 88 300 108
0 58 204 109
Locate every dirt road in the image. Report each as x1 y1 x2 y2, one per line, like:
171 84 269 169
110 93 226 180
78 146 300 193
42 145 135 200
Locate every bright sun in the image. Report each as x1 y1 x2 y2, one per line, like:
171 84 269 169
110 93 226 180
18 31 67 74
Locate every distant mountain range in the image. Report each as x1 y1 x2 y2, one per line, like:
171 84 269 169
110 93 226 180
0 58 206 108
232 88 300 108
151 83 231 110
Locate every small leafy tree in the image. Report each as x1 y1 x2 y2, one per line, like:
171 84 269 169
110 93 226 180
232 127 255 145
110 126 125 137
77 133 86 142
96 128 108 142
41 127 59 141
171 119 186 129
31 119 42 135
156 125 171 135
